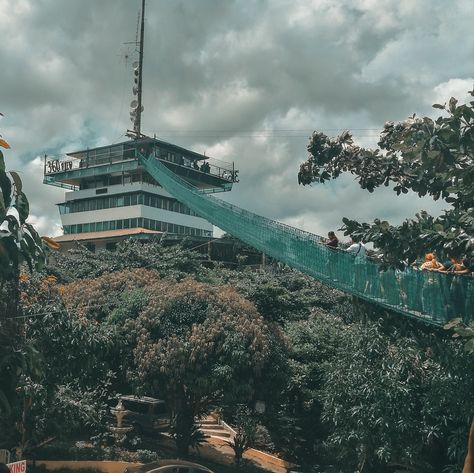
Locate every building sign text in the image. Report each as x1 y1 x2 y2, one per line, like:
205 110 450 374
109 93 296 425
46 160 73 173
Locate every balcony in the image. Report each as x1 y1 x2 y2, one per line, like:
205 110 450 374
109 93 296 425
43 139 238 193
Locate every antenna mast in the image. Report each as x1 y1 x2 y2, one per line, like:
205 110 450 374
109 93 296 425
136 0 145 136
128 0 146 138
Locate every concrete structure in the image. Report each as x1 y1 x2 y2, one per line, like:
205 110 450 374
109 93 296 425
44 137 238 251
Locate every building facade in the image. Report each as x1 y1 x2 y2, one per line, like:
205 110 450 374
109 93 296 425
44 137 238 251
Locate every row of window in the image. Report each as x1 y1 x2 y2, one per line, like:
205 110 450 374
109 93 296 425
63 217 212 237
79 171 157 190
59 192 197 216
75 144 186 169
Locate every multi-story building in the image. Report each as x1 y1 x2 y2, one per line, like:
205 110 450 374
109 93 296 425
43 136 238 251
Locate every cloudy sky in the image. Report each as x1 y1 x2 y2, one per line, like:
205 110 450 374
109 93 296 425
1 0 473 239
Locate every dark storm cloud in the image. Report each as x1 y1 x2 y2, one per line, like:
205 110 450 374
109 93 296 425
0 0 472 237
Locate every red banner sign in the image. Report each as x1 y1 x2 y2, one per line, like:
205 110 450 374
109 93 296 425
7 461 26 473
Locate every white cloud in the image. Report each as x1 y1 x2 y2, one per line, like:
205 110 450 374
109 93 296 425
0 0 472 241
431 79 474 106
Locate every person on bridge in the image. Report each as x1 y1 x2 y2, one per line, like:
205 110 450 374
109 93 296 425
420 253 443 271
326 231 339 249
347 236 367 293
437 255 472 275
346 236 367 257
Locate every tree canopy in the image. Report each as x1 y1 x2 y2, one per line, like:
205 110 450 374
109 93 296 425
0 134 48 283
132 277 281 456
298 90 474 267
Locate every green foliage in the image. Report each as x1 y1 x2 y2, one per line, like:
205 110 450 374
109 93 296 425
6 273 120 448
444 318 474 355
132 277 284 456
106 288 150 325
197 265 353 322
0 328 42 416
48 238 203 282
227 405 258 465
320 322 474 472
47 375 114 436
6 235 473 472
267 312 345 465
0 150 46 281
298 90 474 266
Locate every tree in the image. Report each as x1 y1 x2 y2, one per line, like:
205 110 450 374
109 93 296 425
0 120 52 427
320 322 474 473
0 137 48 287
227 405 257 467
298 90 474 267
47 238 203 283
132 277 283 457
0 272 117 451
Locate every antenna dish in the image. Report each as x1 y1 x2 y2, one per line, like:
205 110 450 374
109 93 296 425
130 100 138 109
132 86 138 95
132 61 139 70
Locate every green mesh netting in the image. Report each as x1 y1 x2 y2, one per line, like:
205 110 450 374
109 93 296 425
140 154 474 326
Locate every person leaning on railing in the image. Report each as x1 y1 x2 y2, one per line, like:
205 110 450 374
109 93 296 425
325 231 339 249
420 253 443 271
346 236 368 293
436 256 473 275
430 255 472 320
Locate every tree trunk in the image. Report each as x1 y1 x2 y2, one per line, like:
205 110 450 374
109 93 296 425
172 390 195 458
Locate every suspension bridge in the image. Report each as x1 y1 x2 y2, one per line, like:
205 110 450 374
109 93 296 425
140 153 474 326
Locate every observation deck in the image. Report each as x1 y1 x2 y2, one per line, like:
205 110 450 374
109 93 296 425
43 137 238 194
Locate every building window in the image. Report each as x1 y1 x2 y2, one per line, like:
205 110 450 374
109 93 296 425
65 191 194 216
63 217 207 237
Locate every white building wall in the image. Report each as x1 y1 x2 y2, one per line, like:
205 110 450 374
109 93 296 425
61 205 212 231
142 207 212 231
63 182 174 202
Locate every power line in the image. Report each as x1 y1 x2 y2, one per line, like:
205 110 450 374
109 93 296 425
146 129 383 141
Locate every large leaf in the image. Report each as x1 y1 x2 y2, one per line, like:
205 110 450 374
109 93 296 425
14 192 29 223
0 170 11 208
9 171 22 194
0 191 5 218
24 223 43 247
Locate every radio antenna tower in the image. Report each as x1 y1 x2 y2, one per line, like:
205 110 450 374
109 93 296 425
128 0 146 138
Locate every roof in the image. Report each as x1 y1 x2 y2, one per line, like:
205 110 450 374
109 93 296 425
67 137 210 162
53 227 161 243
119 395 165 405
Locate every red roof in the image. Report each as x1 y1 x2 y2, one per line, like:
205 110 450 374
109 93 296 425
53 227 161 243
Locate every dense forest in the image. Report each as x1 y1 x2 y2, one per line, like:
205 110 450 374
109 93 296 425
1 239 473 473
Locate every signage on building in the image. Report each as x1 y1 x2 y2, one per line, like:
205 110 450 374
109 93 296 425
46 159 73 173
7 461 26 473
